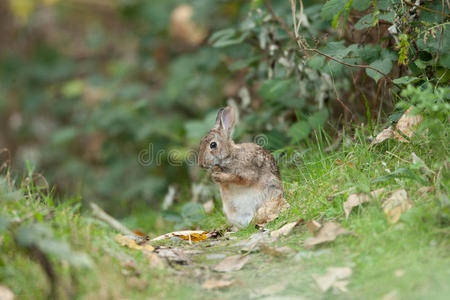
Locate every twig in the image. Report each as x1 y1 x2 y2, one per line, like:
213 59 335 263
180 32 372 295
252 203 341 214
385 151 410 164
403 0 450 18
90 203 133 235
306 48 392 81
290 0 309 51
330 71 357 120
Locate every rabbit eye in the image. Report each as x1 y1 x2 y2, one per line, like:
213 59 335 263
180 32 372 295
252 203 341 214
210 142 217 149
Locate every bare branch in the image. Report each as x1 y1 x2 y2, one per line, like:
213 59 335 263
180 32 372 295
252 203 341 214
90 203 133 235
403 0 450 18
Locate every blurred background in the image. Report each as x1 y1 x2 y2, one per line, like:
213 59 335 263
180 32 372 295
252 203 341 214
0 0 447 219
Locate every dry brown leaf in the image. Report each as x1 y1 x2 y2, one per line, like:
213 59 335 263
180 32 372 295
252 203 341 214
306 220 322 234
260 244 295 257
394 107 423 142
254 196 290 226
304 222 349 249
312 267 352 292
151 230 209 242
371 107 423 146
155 248 191 264
0 285 14 300
214 255 249 272
371 126 394 146
115 234 154 252
382 189 412 224
203 200 215 214
169 4 207 46
270 220 299 239
344 188 386 219
239 231 271 253
202 279 234 290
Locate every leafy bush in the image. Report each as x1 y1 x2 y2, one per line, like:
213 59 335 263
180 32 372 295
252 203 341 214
0 0 448 214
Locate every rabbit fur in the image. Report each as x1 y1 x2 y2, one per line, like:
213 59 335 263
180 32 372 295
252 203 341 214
198 106 289 228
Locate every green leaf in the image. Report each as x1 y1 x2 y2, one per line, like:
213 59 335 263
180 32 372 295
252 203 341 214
439 53 450 69
358 44 381 63
308 110 329 129
209 29 249 48
366 58 392 82
352 0 371 11
393 76 420 85
258 79 295 101
288 121 311 143
307 55 325 70
51 127 79 145
321 41 352 59
321 0 349 20
354 13 373 30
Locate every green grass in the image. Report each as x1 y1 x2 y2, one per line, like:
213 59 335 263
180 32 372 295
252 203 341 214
1 125 449 299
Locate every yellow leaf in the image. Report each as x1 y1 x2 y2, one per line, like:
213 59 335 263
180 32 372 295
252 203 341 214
151 230 209 242
382 189 412 224
115 234 154 251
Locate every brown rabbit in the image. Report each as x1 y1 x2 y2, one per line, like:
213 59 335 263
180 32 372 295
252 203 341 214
198 106 289 228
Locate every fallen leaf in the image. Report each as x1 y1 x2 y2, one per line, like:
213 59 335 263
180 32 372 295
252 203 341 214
214 255 249 272
254 196 290 226
155 248 190 264
151 230 209 242
270 220 300 239
133 230 149 240
312 267 352 292
370 126 393 146
239 231 271 253
260 244 295 257
306 220 322 234
202 279 234 290
115 234 154 252
394 107 423 142
0 285 14 300
304 222 349 249
382 189 412 224
371 107 423 146
344 188 386 219
203 200 215 214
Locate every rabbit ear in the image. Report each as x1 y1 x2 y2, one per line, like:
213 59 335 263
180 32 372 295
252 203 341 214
219 106 236 138
215 108 225 127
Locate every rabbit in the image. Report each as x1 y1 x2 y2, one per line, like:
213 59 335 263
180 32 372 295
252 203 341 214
198 106 289 228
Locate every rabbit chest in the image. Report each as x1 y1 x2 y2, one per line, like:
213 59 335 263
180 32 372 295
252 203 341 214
219 184 267 228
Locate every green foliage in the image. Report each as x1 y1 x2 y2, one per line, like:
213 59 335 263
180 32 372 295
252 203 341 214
0 0 448 216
